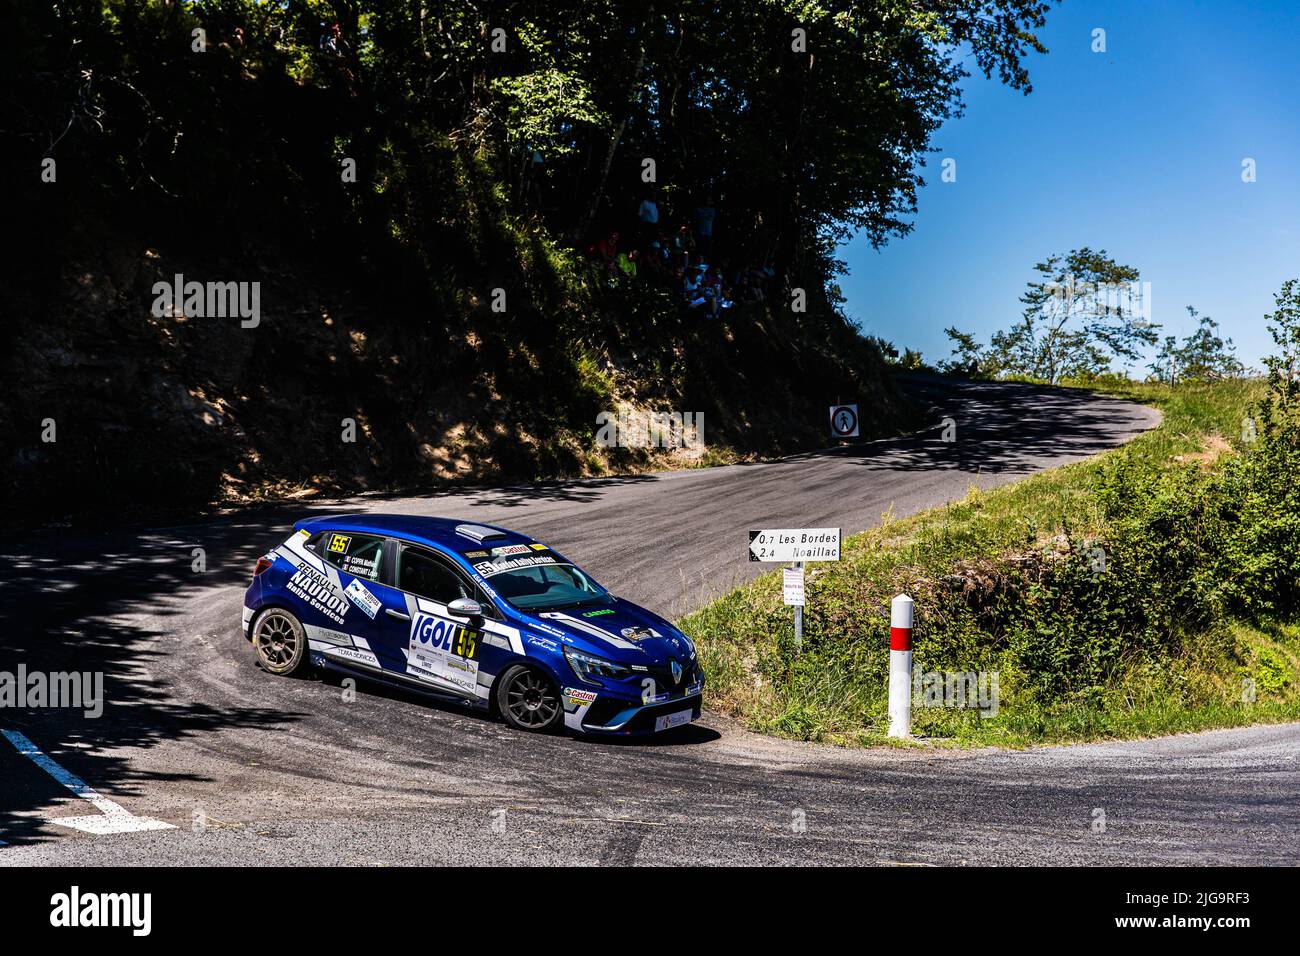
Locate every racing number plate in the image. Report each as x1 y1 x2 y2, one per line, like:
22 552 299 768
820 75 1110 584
654 709 694 732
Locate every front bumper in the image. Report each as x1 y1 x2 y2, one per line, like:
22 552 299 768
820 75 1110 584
569 691 703 735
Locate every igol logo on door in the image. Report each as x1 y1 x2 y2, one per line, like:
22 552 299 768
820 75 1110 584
413 614 478 659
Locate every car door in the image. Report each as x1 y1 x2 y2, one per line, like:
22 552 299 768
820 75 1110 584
363 541 494 698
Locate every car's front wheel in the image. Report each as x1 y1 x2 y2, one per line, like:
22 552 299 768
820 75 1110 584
496 665 563 733
251 607 308 676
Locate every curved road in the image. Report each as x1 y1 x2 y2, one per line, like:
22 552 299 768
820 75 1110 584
3 379 1297 865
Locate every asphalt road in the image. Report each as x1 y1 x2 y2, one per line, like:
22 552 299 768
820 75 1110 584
3 378 1297 866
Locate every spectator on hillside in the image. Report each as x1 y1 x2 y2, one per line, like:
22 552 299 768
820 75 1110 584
736 271 763 303
637 193 659 243
603 257 621 288
682 264 703 306
616 248 639 280
643 241 667 278
659 232 675 259
701 266 726 318
694 197 716 258
320 21 344 52
672 223 695 266
595 230 619 263
672 265 687 298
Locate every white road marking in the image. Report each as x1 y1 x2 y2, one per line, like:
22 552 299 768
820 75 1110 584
2 730 175 835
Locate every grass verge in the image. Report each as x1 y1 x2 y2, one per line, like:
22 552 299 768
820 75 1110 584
681 377 1300 748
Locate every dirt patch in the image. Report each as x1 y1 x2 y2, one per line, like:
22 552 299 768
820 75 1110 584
1174 433 1233 468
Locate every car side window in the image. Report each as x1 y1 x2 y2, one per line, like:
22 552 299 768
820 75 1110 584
317 531 385 582
398 545 471 605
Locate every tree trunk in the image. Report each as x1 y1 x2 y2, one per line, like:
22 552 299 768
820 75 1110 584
574 20 650 241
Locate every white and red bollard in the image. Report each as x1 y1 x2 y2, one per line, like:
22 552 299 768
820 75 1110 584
888 594 914 738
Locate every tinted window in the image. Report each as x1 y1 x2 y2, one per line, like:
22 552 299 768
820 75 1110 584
398 546 470 605
318 531 385 582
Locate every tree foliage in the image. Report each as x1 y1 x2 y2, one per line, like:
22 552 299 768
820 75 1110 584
1148 307 1243 384
7 0 1055 296
943 248 1158 382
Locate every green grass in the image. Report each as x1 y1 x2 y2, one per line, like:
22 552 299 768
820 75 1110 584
680 376 1300 748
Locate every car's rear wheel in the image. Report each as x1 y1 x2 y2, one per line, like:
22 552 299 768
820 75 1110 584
496 665 563 733
252 607 308 676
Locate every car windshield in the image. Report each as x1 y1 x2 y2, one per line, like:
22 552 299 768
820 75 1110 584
484 562 611 612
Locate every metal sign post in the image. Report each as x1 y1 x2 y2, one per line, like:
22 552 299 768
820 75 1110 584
786 562 806 652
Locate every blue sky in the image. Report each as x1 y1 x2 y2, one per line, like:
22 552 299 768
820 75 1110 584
837 0 1300 372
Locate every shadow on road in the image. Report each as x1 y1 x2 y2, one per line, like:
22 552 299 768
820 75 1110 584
0 510 328 847
777 378 1156 476
0 490 726 847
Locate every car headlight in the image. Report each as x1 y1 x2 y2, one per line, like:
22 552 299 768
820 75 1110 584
564 646 631 685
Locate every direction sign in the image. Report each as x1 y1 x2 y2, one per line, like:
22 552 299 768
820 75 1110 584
748 528 841 563
829 404 859 438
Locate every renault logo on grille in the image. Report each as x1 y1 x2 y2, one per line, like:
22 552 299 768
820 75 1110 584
670 660 683 684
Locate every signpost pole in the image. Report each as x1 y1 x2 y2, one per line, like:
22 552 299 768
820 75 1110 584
792 561 804 653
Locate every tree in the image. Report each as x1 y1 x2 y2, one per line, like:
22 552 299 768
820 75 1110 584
1146 307 1243 383
1149 334 1181 384
1013 248 1156 383
942 248 1158 383
1175 307 1243 381
1261 279 1300 414
940 326 990 377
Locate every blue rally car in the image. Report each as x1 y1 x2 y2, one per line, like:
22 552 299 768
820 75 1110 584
242 515 703 735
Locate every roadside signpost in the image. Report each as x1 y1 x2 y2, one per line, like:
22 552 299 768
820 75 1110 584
750 528 841 652
829 404 860 439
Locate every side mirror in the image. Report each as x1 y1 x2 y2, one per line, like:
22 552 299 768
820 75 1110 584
447 598 483 619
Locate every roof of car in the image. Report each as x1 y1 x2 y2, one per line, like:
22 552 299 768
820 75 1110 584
294 513 535 552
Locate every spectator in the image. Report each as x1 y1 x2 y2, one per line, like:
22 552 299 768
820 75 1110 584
672 265 687 299
701 266 725 318
643 241 665 278
595 230 619 263
616 248 639 280
682 264 704 306
694 196 716 258
672 223 695 266
320 21 344 53
637 193 659 243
